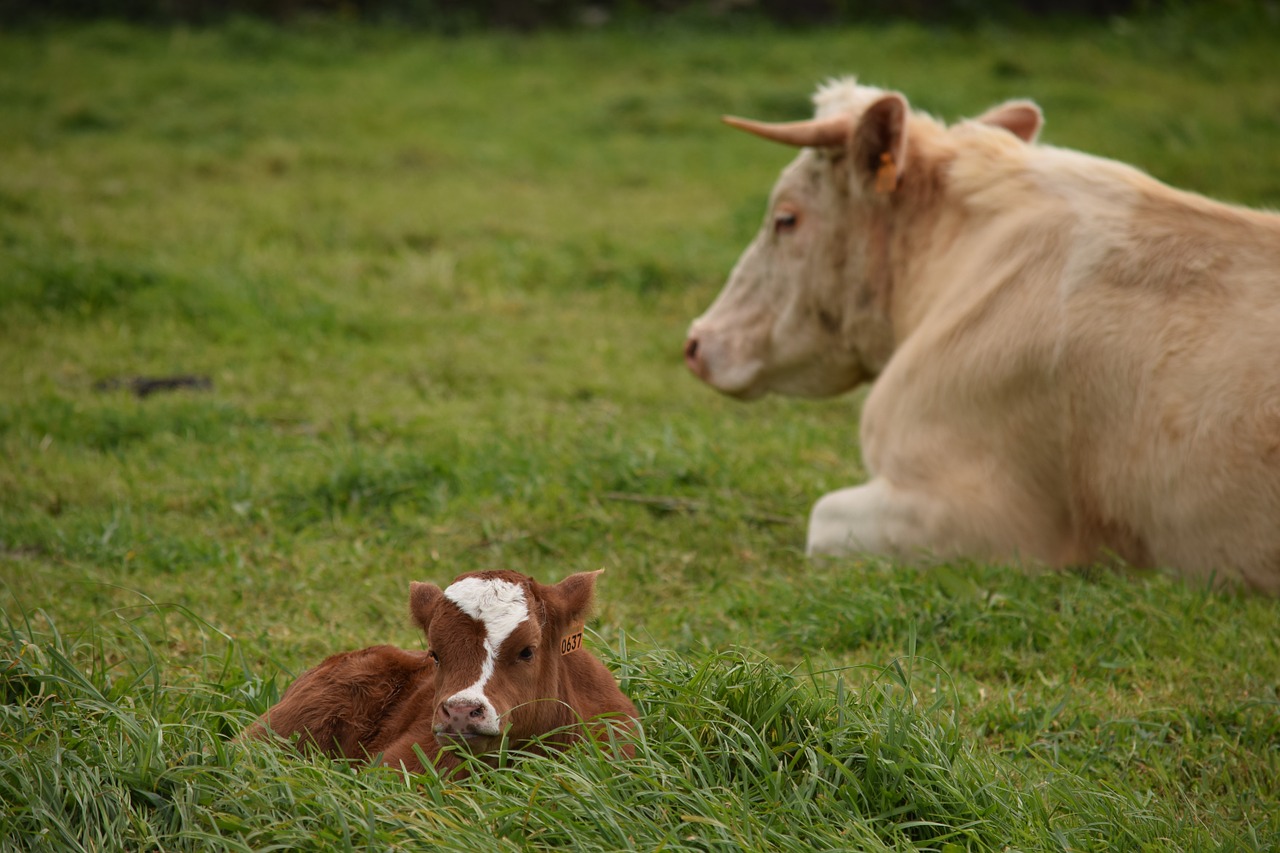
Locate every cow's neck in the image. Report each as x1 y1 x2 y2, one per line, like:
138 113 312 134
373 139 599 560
877 119 1056 347
882 206 960 345
555 650 614 718
882 166 1024 346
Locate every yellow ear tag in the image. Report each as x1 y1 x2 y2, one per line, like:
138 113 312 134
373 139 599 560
874 151 898 194
560 624 585 656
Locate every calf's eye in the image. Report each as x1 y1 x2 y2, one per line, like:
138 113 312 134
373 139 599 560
518 646 535 662
428 650 439 664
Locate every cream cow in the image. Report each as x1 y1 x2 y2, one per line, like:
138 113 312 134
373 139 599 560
684 78 1280 593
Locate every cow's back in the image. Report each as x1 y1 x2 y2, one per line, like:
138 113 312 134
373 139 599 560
247 645 435 761
1064 192 1280 589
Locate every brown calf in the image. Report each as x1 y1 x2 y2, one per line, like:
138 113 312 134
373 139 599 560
242 569 638 773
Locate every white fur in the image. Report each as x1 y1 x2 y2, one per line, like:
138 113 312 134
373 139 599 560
814 76 886 120
441 577 529 733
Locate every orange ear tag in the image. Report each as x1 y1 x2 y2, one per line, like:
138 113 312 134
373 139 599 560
560 624 585 655
874 152 898 194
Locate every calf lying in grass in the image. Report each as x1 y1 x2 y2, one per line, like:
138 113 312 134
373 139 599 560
243 569 638 774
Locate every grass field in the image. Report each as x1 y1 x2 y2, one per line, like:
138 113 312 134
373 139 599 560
3 12 1280 851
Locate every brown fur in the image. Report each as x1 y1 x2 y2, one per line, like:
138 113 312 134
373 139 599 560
242 570 638 774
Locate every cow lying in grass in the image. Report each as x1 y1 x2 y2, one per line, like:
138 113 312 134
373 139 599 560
684 77 1280 592
243 569 638 773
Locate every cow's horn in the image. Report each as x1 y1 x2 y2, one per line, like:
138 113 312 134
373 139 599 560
721 114 850 148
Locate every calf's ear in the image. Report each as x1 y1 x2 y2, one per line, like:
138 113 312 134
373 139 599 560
409 582 442 634
851 93 909 196
545 569 604 625
975 99 1043 143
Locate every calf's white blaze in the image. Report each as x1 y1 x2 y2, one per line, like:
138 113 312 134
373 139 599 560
439 577 529 734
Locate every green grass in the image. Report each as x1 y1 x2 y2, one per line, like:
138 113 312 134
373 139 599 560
3 14 1280 851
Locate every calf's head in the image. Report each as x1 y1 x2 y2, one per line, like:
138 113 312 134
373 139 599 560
409 569 601 753
684 79 1042 399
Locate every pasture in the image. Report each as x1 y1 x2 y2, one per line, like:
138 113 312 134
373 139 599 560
2 13 1279 850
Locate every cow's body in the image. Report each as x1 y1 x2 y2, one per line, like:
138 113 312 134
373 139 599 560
243 570 638 773
685 79 1280 592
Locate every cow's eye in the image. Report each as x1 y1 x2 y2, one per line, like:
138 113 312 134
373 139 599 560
518 646 535 662
773 210 798 234
428 650 439 664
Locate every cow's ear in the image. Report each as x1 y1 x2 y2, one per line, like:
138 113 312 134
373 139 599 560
975 99 1043 143
545 569 603 625
409 581 442 634
851 93 909 195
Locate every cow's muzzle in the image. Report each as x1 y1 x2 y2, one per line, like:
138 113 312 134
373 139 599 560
683 335 706 379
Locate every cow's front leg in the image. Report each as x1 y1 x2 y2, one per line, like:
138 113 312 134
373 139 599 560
806 476 1009 561
376 729 437 774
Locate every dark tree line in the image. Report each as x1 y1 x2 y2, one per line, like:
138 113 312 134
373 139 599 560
1 0 1154 28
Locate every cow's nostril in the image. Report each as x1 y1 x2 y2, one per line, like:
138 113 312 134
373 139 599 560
469 706 485 719
684 338 699 361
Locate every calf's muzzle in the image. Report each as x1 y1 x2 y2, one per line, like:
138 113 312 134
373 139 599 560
437 699 492 736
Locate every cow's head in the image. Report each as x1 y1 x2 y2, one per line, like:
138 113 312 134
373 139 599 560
409 569 601 754
683 79 1042 399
